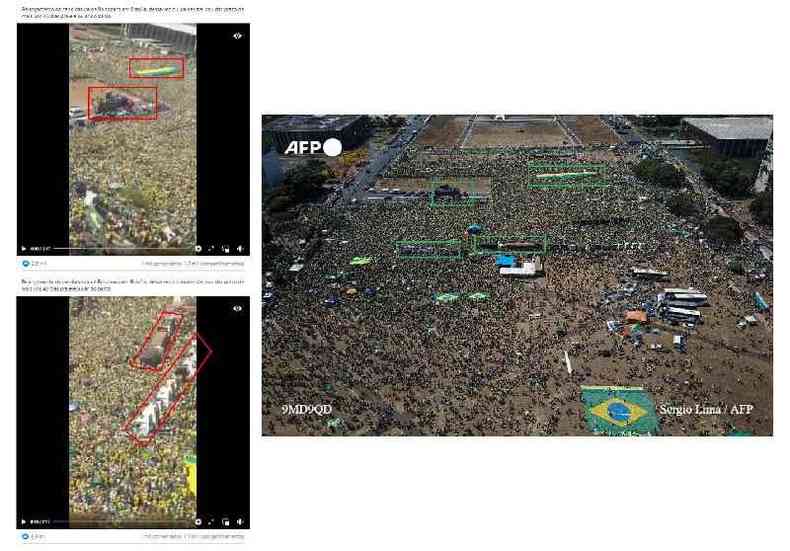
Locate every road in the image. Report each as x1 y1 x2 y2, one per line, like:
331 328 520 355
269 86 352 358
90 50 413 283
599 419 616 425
600 115 652 145
336 115 428 206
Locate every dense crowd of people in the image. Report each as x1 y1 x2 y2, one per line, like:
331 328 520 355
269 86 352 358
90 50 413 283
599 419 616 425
69 297 196 526
69 29 196 253
385 146 615 178
263 143 773 436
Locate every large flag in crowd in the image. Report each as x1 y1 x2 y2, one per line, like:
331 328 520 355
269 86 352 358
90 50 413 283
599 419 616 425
581 385 659 435
185 455 197 496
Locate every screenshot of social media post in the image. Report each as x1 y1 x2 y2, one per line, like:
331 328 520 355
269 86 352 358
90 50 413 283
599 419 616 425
262 114 773 436
17 255 248 296
17 296 250 533
17 23 249 256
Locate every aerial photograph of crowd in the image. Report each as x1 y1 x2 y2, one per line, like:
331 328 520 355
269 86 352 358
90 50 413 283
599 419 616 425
69 296 198 527
69 24 196 254
262 114 773 437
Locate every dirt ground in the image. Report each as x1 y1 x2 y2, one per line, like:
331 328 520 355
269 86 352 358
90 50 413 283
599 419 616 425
70 25 121 42
416 115 471 147
464 118 571 148
70 79 105 109
563 115 621 145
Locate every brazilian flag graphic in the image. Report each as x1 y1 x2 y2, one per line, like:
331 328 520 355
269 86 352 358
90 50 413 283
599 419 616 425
581 386 659 435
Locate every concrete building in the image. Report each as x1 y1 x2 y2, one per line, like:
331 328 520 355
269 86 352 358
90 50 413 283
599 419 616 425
753 134 773 192
262 115 369 154
682 117 772 158
123 23 197 54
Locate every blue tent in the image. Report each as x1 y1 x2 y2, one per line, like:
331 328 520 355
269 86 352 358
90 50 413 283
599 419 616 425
467 224 483 235
495 255 516 267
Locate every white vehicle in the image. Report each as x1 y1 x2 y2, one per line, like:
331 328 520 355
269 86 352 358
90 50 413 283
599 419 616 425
632 267 669 280
68 106 86 119
670 293 708 302
69 117 90 130
664 287 702 294
133 404 159 437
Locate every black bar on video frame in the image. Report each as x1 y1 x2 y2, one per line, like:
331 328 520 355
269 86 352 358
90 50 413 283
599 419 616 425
196 297 250 528
17 297 70 528
196 24 250 255
17 24 70 255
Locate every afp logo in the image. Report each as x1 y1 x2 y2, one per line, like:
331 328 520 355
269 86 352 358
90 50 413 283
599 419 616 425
284 138 343 157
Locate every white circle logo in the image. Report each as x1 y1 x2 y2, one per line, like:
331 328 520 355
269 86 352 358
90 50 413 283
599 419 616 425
322 138 343 157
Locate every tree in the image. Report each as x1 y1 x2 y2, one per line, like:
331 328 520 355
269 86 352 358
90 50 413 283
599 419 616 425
265 159 332 214
666 193 698 218
655 115 683 126
703 215 743 245
640 115 683 127
268 195 291 213
284 159 330 200
633 159 685 188
386 115 406 128
263 220 273 244
700 159 752 198
369 115 406 129
749 191 773 226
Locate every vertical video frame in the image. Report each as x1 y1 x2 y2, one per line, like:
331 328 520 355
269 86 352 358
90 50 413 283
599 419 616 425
69 25 196 253
17 297 250 529
17 23 250 255
68 297 198 527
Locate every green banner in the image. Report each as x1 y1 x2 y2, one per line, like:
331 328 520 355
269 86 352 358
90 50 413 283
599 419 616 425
434 292 461 304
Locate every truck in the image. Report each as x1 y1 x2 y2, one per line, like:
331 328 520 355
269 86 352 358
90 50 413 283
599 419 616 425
139 317 178 368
